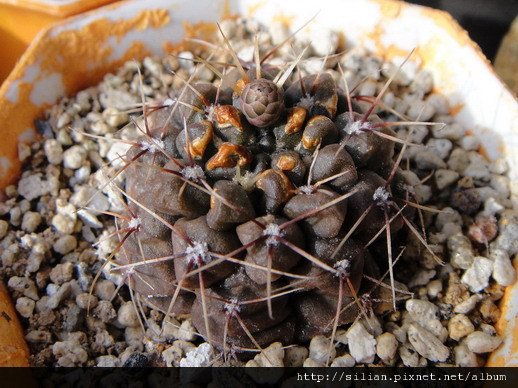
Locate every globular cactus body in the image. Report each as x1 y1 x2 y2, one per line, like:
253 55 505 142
104 30 432 357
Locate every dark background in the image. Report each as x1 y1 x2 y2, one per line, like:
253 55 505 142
406 0 518 61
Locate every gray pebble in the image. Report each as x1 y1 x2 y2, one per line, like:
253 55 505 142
94 279 116 300
346 322 376 363
21 212 41 233
49 262 74 285
93 300 117 323
76 293 98 310
8 276 39 300
415 150 447 170
454 344 478 366
426 138 453 160
116 302 140 328
376 332 398 363
0 220 8 239
435 169 459 190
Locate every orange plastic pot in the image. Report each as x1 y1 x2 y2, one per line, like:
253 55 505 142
0 0 118 84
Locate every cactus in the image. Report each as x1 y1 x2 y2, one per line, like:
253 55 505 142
89 20 443 363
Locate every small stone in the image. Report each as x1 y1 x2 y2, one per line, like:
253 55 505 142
448 314 474 341
90 120 111 135
464 331 502 353
123 352 149 367
302 358 324 367
491 249 516 286
454 344 479 367
346 322 376 363
376 333 398 363
330 353 355 367
49 262 74 285
46 282 72 309
407 323 449 362
94 279 116 300
51 214 76 235
15 297 35 318
93 300 116 322
0 220 8 239
179 343 213 367
25 330 52 344
454 294 482 314
463 153 490 181
435 169 459 190
176 319 196 341
96 355 119 367
433 123 465 140
426 138 452 160
21 212 41 233
415 151 447 170
256 342 284 367
408 269 436 288
427 279 443 298
53 235 77 255
284 346 309 367
116 302 140 328
461 256 493 292
309 335 336 364
44 139 63 165
76 293 98 310
399 343 420 367
479 298 500 323
8 276 39 300
18 174 57 201
63 145 87 169
52 333 88 367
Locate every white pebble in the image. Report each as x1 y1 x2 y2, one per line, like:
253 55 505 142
461 256 493 292
21 212 41 233
454 344 478 367
53 235 77 255
454 294 482 314
435 169 459 190
49 262 74 285
376 332 398 363
18 174 58 201
258 342 285 367
448 314 474 341
490 249 516 286
63 145 87 169
330 353 355 367
179 343 213 367
426 138 453 160
307 28 339 57
433 123 465 140
415 151 447 170
309 335 336 364
176 319 196 342
407 323 449 362
44 139 63 165
302 358 324 367
102 107 128 128
16 297 35 318
346 322 376 363
464 331 502 353
407 100 435 121
116 302 140 328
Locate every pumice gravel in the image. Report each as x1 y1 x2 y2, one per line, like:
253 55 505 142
0 17 516 368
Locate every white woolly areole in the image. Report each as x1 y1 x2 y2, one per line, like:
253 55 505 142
224 298 241 315
373 186 391 204
204 104 217 121
262 223 285 246
185 241 211 265
128 217 141 230
163 98 175 107
344 120 371 135
334 259 351 276
181 165 205 182
297 93 315 110
139 138 164 154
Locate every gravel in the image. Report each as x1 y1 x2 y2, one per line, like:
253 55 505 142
0 16 515 368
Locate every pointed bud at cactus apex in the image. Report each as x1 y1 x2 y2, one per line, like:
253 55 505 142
239 79 284 127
